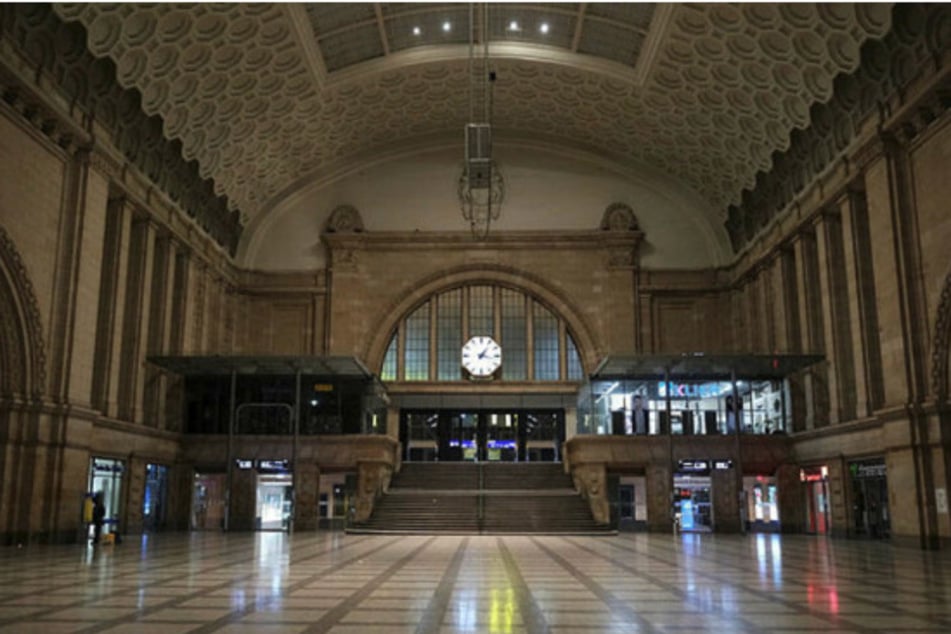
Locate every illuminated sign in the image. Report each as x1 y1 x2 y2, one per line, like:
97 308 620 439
258 459 290 471
313 383 334 392
657 382 733 399
235 459 253 470
678 460 709 473
713 460 733 470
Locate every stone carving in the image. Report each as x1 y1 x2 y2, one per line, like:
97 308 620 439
600 202 640 232
932 271 951 401
353 461 392 523
324 205 365 234
572 463 610 524
46 3 898 229
0 226 47 398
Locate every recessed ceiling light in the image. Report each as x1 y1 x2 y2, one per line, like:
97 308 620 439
442 21 451 33
508 20 520 32
539 22 550 34
412 26 421 36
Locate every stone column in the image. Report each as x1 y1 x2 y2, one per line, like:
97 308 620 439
117 213 156 422
572 463 610 525
166 463 195 531
645 464 673 533
103 198 134 419
294 462 320 531
229 467 257 531
775 463 805 534
712 469 740 533
123 456 147 535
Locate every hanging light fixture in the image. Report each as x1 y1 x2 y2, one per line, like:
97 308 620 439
458 3 503 239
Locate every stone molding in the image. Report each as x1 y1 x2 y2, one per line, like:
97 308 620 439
0 226 47 399
932 271 951 401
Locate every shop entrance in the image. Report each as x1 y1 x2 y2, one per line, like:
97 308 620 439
673 474 712 532
401 409 563 462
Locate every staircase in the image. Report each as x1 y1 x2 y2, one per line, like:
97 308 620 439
348 463 614 535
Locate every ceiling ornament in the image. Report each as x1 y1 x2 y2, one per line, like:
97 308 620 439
51 3 896 228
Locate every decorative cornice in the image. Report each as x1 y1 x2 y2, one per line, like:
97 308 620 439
726 3 950 254
932 271 951 401
0 225 47 399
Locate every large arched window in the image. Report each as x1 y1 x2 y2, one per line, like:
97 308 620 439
380 283 585 383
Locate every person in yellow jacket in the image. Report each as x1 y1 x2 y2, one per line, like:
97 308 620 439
82 494 94 542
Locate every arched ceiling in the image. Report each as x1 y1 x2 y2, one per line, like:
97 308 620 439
52 3 894 231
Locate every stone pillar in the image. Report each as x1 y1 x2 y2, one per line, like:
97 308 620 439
816 214 841 425
826 458 850 539
836 192 869 418
123 456 147 535
103 198 134 418
792 232 818 429
712 469 740 533
117 213 156 422
645 464 673 533
294 462 320 531
776 463 805 534
166 463 195 531
229 467 257 531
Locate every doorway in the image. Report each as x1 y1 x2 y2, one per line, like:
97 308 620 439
673 474 712 532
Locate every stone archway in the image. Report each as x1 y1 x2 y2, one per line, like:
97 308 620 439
0 226 46 399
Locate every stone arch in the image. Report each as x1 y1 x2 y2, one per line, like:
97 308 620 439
363 263 603 376
932 270 951 402
0 227 47 399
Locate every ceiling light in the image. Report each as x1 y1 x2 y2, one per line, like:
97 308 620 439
412 26 421 36
539 22 550 34
508 20 520 32
442 21 451 32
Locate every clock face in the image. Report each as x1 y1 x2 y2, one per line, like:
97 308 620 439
461 336 502 377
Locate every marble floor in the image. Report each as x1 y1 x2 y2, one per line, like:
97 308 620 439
0 532 949 633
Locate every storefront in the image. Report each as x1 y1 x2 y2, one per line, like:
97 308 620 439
577 354 821 436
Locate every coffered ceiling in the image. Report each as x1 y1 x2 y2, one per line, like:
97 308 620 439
52 3 894 230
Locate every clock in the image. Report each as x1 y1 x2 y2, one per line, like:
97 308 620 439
461 335 502 378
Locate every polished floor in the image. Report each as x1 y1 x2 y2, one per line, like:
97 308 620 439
0 532 950 633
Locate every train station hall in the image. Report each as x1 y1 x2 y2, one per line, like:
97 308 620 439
0 2 950 632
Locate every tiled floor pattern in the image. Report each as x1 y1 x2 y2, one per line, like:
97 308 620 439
0 532 949 633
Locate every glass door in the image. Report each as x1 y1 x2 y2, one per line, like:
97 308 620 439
484 413 517 461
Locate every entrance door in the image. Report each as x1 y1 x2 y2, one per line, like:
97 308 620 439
256 473 292 531
673 474 713 532
484 413 518 462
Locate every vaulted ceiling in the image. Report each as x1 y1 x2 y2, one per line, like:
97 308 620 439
52 3 895 233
